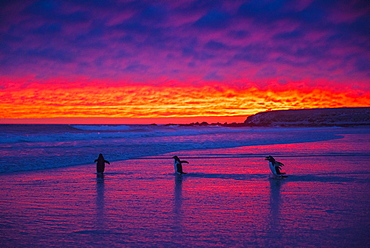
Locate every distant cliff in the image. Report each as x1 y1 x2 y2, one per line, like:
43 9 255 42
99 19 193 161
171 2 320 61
244 107 370 127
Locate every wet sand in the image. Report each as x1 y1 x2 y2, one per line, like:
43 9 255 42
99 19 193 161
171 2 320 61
0 136 369 247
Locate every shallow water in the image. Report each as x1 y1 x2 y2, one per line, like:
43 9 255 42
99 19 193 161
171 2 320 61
0 124 357 173
0 130 369 247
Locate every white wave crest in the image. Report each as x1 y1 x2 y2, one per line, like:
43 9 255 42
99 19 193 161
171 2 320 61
71 125 133 131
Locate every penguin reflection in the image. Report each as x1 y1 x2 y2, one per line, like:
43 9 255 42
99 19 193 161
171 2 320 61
267 178 285 242
95 174 105 229
174 174 183 215
269 179 282 218
173 174 185 241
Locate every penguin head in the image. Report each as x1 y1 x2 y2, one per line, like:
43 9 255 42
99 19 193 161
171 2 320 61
172 156 179 161
265 156 275 162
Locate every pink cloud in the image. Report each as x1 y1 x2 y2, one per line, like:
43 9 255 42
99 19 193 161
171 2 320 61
0 0 369 99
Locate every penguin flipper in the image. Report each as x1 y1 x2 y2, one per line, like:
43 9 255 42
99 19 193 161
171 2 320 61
276 161 284 166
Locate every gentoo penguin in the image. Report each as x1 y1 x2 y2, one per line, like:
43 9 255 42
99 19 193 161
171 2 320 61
172 156 189 174
265 156 285 176
94 153 110 173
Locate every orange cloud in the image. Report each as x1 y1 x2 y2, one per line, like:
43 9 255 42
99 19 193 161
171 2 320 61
1 81 369 121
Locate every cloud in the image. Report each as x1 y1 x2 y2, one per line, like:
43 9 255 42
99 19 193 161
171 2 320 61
1 82 369 119
193 10 231 29
0 0 369 91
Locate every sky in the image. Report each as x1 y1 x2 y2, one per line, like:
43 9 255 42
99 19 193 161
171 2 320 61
1 0 369 124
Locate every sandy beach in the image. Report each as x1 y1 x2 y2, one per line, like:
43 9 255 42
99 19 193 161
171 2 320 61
1 132 369 247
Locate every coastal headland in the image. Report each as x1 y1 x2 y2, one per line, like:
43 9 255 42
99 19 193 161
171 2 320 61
165 107 370 127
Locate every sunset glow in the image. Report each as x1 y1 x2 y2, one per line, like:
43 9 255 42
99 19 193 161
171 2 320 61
1 0 369 124
1 80 369 121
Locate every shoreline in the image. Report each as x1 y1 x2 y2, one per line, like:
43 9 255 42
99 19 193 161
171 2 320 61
1 129 366 176
1 126 369 175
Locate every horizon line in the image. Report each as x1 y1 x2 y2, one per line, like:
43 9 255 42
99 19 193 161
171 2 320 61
0 116 249 125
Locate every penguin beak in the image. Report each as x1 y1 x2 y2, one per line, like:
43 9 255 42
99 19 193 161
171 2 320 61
265 156 273 161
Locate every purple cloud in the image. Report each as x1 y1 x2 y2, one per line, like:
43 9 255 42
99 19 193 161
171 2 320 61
0 0 369 90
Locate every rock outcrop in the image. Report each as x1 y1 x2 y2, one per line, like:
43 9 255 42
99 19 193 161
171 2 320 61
244 107 370 127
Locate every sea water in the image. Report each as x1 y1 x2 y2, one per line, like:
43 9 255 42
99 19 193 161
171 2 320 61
0 124 365 173
0 125 369 247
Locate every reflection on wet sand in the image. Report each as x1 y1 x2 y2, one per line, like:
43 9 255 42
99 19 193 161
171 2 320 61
173 174 185 242
174 174 183 216
96 174 105 231
266 178 286 245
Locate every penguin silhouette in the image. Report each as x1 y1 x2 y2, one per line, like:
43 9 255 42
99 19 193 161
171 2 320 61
94 154 110 173
265 156 286 176
172 156 188 174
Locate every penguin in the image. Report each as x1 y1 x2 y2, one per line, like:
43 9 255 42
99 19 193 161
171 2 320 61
172 156 189 174
94 153 110 174
265 156 285 176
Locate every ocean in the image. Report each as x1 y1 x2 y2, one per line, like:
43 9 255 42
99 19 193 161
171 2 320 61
1 124 366 174
0 124 369 247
